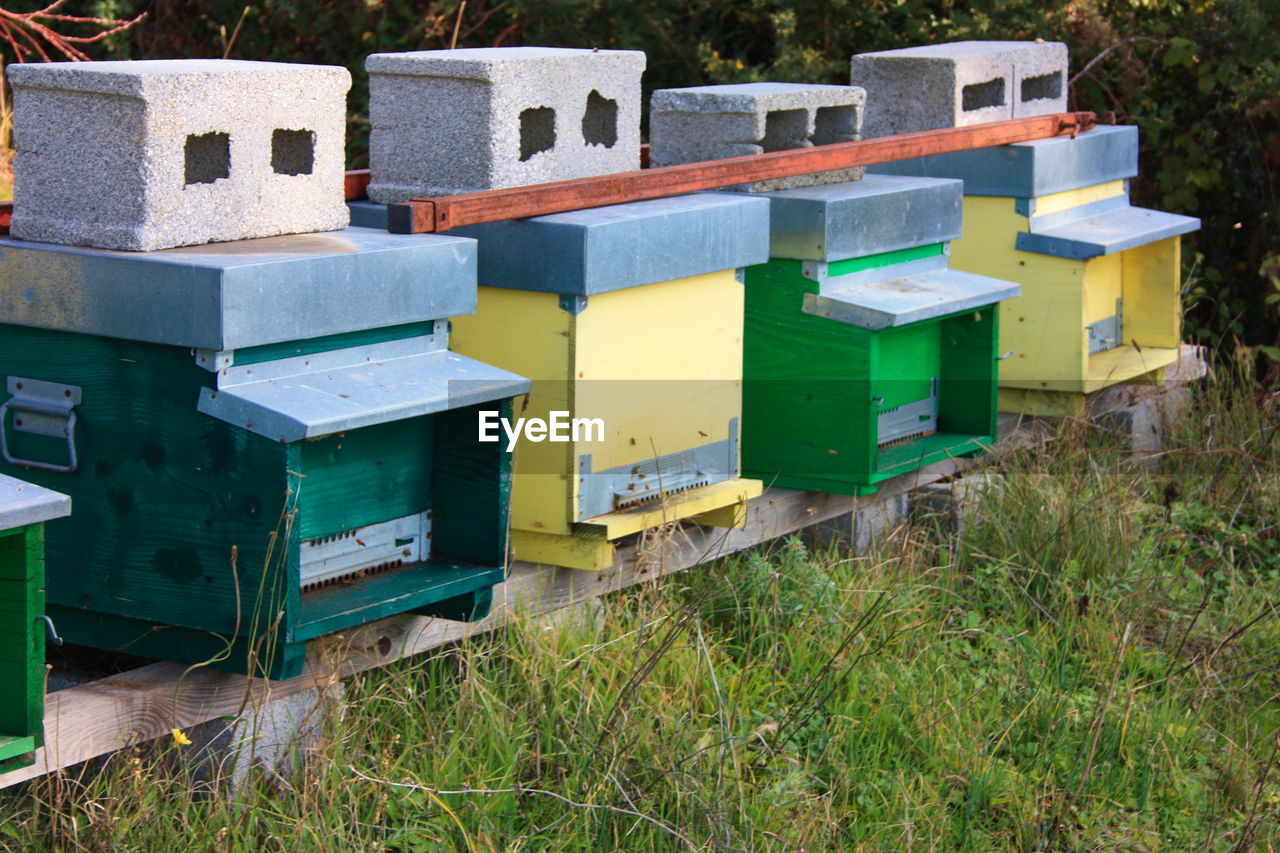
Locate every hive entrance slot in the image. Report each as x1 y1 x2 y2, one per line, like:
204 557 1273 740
272 128 316 175
520 106 556 161
582 90 618 148
299 511 431 592
184 132 230 185
611 449 710 511
876 377 940 447
1020 72 1063 102
961 78 1006 111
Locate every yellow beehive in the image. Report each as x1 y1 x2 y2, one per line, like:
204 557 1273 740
873 126 1199 416
450 193 768 570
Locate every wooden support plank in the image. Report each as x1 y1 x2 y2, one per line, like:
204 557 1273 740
389 113 1098 234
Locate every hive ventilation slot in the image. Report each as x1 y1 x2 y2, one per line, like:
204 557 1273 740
877 377 939 447
299 512 430 592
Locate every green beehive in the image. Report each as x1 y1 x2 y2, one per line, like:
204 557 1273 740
0 474 69 774
0 228 529 680
742 175 1020 495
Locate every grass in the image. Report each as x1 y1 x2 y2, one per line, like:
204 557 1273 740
1 364 1278 851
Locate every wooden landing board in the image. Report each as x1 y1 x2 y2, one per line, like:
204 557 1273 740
0 351 1201 788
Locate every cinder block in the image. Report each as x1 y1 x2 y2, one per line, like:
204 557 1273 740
850 41 1068 137
649 82 866 191
9 59 351 252
366 47 645 202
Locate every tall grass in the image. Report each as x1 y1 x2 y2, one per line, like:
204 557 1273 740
1 367 1277 851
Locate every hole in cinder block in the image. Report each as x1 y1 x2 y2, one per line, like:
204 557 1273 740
962 78 1006 112
761 108 810 152
184 132 230 186
1021 72 1063 102
812 105 857 145
519 106 556 161
272 128 316 176
582 90 618 148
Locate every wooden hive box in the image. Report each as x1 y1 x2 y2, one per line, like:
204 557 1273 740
0 228 529 679
353 194 767 570
742 175 1019 495
873 126 1200 416
0 475 69 774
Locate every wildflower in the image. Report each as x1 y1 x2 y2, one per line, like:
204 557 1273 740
171 728 192 746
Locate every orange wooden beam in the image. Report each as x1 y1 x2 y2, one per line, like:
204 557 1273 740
0 113 1096 237
344 168 371 201
388 112 1097 234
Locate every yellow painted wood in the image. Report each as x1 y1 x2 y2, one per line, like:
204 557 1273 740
579 478 763 540
510 529 613 572
949 185 1186 409
950 196 1087 392
1122 237 1182 349
1030 180 1127 217
450 287 575 535
689 498 751 529
571 271 743 479
1083 252 1123 327
451 270 760 570
1000 365 1170 417
1082 344 1180 393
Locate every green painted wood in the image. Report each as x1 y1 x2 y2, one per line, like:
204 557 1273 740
46 604 309 680
0 327 514 680
742 253 1000 495
0 326 290 641
231 321 438 366
414 585 494 622
938 308 1000 437
0 525 42 774
430 399 513 568
0 735 36 774
742 259 875 492
825 243 943 277
289 418 435 540
295 563 503 640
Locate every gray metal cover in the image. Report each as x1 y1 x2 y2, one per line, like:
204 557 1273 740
803 255 1019 330
0 227 477 350
1016 205 1200 260
453 192 770 295
347 200 390 229
877 377 939 446
0 473 70 530
197 335 531 442
1086 299 1123 354
577 424 738 521
868 125 1138 198
764 174 963 262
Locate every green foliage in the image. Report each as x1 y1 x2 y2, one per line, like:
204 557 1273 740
59 0 1278 355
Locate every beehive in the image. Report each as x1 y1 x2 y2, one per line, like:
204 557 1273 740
0 475 69 774
741 174 1019 495
872 126 1200 415
0 228 529 679
392 193 769 571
